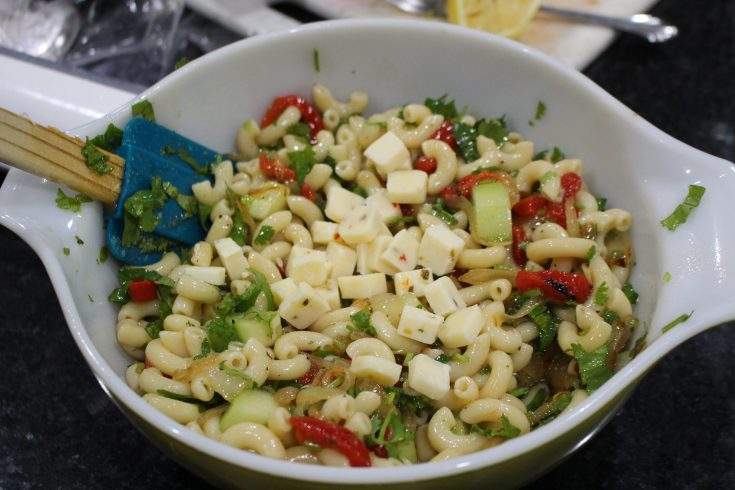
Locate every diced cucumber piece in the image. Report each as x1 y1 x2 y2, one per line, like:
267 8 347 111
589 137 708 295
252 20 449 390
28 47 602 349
227 310 282 347
471 181 512 245
220 389 278 431
391 438 418 464
246 185 288 220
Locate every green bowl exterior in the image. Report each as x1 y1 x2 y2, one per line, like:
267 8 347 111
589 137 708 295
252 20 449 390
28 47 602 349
113 381 638 489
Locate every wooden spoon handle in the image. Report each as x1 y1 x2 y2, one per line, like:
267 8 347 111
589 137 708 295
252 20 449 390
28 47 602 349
0 107 123 205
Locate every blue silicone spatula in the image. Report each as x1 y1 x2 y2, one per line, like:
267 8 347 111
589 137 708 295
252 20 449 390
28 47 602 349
0 107 220 265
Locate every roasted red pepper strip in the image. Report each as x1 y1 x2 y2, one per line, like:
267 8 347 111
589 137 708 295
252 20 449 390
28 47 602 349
260 95 324 140
439 184 459 206
300 183 317 202
456 171 507 198
128 279 157 303
259 153 296 183
290 416 372 467
414 155 438 174
297 361 320 385
545 201 567 228
431 120 458 150
516 270 592 303
512 224 528 266
512 195 548 218
561 172 582 199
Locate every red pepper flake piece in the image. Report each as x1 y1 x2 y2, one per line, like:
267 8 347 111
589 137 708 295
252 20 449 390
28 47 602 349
545 201 567 228
561 172 582 199
414 155 438 174
456 171 507 198
431 120 458 150
511 224 527 266
260 94 324 140
297 361 320 385
259 153 296 183
516 269 592 303
128 279 157 303
301 183 317 202
290 416 372 467
512 195 548 218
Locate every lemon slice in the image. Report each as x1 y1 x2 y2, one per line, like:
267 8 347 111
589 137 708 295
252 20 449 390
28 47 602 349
447 0 541 38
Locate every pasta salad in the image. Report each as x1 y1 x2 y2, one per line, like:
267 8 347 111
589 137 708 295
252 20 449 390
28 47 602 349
114 85 639 467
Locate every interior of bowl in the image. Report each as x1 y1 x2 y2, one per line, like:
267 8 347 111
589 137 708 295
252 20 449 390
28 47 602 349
3 19 734 485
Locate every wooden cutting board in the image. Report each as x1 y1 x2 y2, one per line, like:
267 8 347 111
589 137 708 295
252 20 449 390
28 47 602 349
184 0 660 69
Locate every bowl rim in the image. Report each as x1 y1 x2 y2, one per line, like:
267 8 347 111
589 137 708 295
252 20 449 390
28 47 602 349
3 17 734 485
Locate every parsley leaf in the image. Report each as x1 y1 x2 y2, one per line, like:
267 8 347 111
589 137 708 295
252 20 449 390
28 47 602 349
161 181 198 217
131 100 155 121
206 316 238 352
661 311 693 333
596 197 607 211
62 247 70 256
534 146 566 163
75 235 84 245
348 309 376 336
475 117 509 145
621 282 639 304
530 391 573 425
144 318 163 339
594 282 609 306
160 145 210 175
122 176 168 246
365 393 417 463
286 122 311 141
534 101 546 121
81 139 112 175
288 146 316 184
383 386 432 415
174 57 189 70
586 245 596 261
55 188 92 213
254 225 275 245
424 94 458 120
312 48 320 72
528 303 559 351
350 184 368 198
660 184 706 231
156 389 224 412
453 121 479 161
89 123 124 152
663 271 672 283
470 415 521 439
248 268 275 311
431 198 458 226
571 343 613 392
229 207 248 246
97 246 109 264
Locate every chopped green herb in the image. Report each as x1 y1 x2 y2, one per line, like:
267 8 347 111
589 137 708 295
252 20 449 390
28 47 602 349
365 391 418 463
431 198 458 226
509 387 530 398
621 282 639 304
475 117 508 145
55 188 92 213
162 181 198 217
89 123 124 152
549 146 565 163
193 338 211 360
350 184 368 198
539 170 556 185
528 303 559 351
401 352 415 366
156 389 224 412
387 215 417 234
470 415 521 439
145 318 163 339
661 311 693 333
248 268 275 311
219 361 256 386
131 100 155 121
531 391 573 425
534 101 546 121
75 235 84 245
506 288 542 315
107 267 174 305
97 246 109 264
254 225 275 246
453 121 480 161
312 48 320 72
288 146 316 184
62 247 70 256
451 353 470 364
87 294 94 303
660 184 706 231
571 344 613 392
586 245 596 261
174 57 189 70
663 271 672 283
286 122 311 141
596 197 607 211
523 385 550 411
424 94 458 120
384 387 432 415
601 309 619 324
160 145 210 175
81 139 112 175
594 282 609 306
348 309 376 336
206 316 238 352
122 177 168 246
436 354 450 363
229 208 248 246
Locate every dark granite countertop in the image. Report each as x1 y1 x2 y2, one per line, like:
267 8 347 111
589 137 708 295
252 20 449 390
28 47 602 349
0 0 733 488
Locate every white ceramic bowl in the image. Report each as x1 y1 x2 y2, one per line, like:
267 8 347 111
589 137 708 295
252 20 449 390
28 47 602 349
1 19 734 489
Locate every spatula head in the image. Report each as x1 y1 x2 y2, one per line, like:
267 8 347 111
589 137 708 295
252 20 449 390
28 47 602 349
106 118 221 265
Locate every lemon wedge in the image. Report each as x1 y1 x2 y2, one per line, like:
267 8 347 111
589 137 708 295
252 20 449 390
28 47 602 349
446 0 541 38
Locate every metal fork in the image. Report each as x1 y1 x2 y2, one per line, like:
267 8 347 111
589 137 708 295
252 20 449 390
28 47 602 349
386 0 678 43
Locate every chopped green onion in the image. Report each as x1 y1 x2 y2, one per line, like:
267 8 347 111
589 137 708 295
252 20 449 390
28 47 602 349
660 184 705 231
661 311 693 333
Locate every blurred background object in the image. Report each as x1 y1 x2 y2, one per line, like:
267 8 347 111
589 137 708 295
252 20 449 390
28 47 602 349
0 0 81 60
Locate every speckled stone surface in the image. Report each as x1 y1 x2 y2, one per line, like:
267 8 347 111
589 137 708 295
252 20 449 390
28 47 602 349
0 0 733 488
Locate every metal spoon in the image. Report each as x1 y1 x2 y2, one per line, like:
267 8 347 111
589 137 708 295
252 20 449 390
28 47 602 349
385 0 678 43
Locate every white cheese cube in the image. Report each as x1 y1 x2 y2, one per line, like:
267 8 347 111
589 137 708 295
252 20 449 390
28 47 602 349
397 305 444 344
338 205 381 245
338 273 388 299
278 282 330 329
326 242 357 278
380 229 420 272
271 277 299 306
367 235 397 274
438 305 484 348
356 244 370 275
286 246 331 287
378 223 393 237
407 354 450 400
417 225 465 275
366 190 401 223
350 355 402 386
316 279 341 310
386 170 428 204
393 268 433 297
325 187 365 223
364 131 411 178
424 276 466 316
177 265 227 286
214 237 249 281
310 221 339 245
